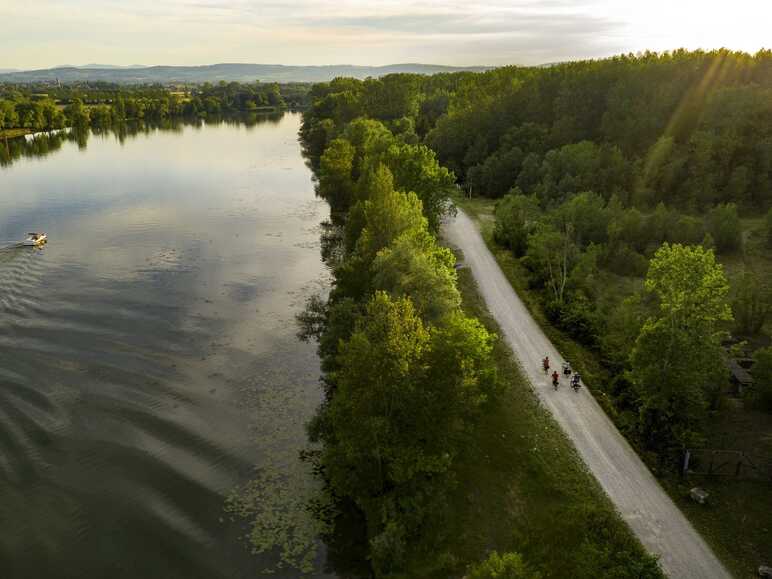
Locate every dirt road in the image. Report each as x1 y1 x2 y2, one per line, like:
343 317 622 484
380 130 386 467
443 209 732 579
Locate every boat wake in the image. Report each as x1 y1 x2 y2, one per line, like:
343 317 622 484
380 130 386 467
0 246 44 315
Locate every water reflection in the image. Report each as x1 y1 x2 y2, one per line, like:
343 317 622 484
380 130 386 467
0 113 335 578
1 113 284 168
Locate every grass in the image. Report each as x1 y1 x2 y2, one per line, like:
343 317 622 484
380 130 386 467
415 262 662 578
660 398 772 579
452 193 772 578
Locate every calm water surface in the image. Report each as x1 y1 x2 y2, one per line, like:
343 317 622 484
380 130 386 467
0 114 335 578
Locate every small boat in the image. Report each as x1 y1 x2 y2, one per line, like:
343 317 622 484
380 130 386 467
22 232 47 246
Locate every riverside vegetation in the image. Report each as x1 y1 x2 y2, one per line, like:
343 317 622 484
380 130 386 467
298 49 771 577
298 67 665 577
0 81 311 137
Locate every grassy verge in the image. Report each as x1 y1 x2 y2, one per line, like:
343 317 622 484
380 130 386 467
453 194 772 578
417 262 661 578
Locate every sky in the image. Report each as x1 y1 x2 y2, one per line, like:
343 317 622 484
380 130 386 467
2 0 770 70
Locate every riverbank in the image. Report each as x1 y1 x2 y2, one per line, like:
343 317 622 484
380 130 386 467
453 193 772 578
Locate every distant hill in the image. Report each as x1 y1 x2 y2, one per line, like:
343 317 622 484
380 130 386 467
53 63 151 70
0 63 491 84
0 68 18 74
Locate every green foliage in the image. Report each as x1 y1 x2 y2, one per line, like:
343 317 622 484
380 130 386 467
301 91 499 573
493 191 540 256
342 118 394 182
379 142 456 231
0 82 303 138
425 50 771 211
534 142 628 205
600 293 649 370
644 243 732 324
318 138 356 213
705 203 743 253
565 506 662 579
630 244 732 448
731 271 771 336
525 223 577 304
552 190 610 247
298 60 678 578
372 230 461 322
752 347 772 411
469 551 540 579
468 146 524 198
320 292 495 575
356 169 427 262
363 74 421 122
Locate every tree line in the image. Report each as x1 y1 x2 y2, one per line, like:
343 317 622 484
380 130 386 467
301 115 504 576
0 81 312 134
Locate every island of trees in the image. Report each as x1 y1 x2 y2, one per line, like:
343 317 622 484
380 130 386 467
299 48 771 577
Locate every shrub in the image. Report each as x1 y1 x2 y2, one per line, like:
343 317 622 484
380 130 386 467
705 203 742 253
604 244 649 277
493 190 540 256
752 347 772 412
469 551 540 579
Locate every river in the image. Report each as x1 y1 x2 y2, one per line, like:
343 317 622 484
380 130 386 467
0 114 337 578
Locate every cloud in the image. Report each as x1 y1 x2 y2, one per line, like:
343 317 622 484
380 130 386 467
309 8 620 38
1 0 767 69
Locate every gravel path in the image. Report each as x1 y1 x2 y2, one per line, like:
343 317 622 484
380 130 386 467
443 208 732 579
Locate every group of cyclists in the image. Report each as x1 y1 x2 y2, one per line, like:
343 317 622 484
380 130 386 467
542 356 581 391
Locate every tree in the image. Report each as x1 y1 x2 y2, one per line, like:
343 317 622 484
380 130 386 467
318 138 355 213
751 347 772 412
494 190 541 256
732 271 771 336
379 142 456 231
342 118 394 181
64 98 90 126
601 293 649 370
467 145 524 198
526 223 578 305
630 243 732 448
705 203 742 253
552 190 609 247
362 74 421 122
337 164 429 298
322 292 494 575
0 100 19 130
355 166 427 262
371 230 461 322
469 551 539 579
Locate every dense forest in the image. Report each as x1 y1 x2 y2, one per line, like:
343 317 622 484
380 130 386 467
302 48 772 444
0 81 311 135
300 48 772 577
